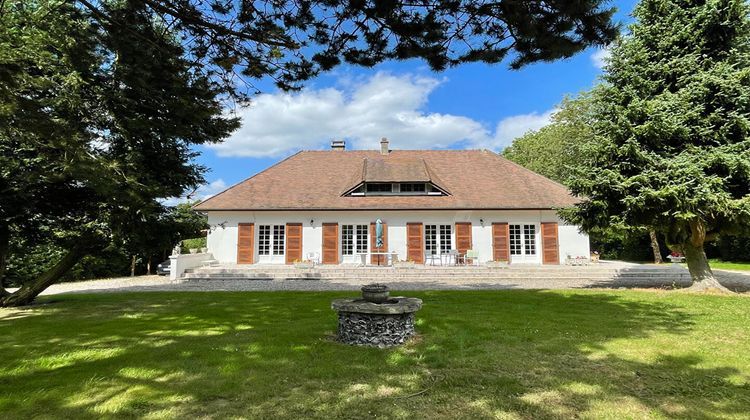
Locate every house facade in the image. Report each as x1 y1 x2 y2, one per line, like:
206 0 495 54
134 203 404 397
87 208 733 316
195 140 590 265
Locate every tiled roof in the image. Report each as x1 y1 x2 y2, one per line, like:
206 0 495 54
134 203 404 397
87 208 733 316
194 149 579 211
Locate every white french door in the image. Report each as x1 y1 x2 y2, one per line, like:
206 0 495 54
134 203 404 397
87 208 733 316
509 224 539 263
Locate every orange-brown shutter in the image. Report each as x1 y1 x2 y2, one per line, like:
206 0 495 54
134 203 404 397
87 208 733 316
492 222 510 262
322 223 339 264
542 222 559 265
369 222 388 265
285 223 303 264
406 223 424 264
455 222 472 256
237 223 254 264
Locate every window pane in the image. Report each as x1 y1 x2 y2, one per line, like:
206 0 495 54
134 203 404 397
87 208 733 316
400 183 426 192
365 183 392 192
439 225 452 253
509 224 522 256
259 225 271 255
524 224 536 255
425 225 437 255
342 225 353 255
273 225 285 255
356 225 368 253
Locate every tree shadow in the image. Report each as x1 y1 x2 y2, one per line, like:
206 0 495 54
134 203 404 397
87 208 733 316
0 291 748 418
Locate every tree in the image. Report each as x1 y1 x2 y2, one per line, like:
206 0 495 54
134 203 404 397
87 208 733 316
504 93 665 263
0 0 619 306
563 0 750 291
0 1 237 306
76 0 619 95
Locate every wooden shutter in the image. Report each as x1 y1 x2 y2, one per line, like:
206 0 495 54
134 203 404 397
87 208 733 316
285 223 303 264
406 223 424 264
369 222 388 265
322 223 339 264
237 223 254 264
492 222 510 262
542 222 559 265
455 222 472 255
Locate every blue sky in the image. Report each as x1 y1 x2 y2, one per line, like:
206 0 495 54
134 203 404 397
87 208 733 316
189 0 637 201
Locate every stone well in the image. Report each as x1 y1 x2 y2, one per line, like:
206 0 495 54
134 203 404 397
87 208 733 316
331 284 422 348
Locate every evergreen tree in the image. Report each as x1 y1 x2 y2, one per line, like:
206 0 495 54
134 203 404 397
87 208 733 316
564 0 750 291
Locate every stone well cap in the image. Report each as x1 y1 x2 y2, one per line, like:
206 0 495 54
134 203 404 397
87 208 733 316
331 297 422 315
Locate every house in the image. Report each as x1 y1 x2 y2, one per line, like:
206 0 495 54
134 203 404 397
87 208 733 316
194 139 589 265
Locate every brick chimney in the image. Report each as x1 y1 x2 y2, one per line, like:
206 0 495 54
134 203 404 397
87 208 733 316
380 137 389 155
330 140 346 151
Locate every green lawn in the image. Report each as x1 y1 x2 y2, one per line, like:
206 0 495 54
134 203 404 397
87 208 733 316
709 259 750 272
1 291 748 419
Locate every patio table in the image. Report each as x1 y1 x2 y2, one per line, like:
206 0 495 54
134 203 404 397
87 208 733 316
357 252 397 266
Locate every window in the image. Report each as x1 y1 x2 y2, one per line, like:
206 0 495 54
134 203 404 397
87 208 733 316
365 183 393 193
259 225 284 256
342 224 369 255
510 224 536 256
273 225 285 255
400 183 426 193
425 224 452 255
523 224 536 255
509 224 522 255
258 225 271 255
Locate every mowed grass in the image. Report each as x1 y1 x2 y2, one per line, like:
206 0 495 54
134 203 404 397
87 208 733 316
0 291 748 419
709 259 750 272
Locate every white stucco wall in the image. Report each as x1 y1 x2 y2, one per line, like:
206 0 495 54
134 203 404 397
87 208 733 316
205 210 589 265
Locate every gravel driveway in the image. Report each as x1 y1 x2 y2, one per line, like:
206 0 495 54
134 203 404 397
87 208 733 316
15 270 750 295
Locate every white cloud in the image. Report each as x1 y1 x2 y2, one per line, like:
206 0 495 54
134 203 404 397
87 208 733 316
591 47 611 69
210 72 553 157
477 110 555 151
162 179 228 206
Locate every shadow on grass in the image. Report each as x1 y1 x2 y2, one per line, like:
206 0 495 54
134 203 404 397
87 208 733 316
0 291 748 418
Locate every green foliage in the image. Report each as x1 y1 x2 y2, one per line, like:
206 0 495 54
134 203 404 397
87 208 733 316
181 237 207 252
75 1 618 93
504 93 596 184
564 0 750 253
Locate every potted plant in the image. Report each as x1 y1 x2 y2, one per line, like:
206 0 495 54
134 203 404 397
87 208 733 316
294 259 314 269
393 257 416 269
486 258 509 268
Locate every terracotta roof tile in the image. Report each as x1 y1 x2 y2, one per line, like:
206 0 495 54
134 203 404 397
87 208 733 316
194 149 579 211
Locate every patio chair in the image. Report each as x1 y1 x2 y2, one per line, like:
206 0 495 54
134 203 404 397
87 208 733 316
426 251 442 266
465 250 479 266
448 249 465 265
306 252 320 265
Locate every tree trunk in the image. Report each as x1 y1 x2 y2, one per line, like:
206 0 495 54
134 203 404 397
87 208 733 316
649 230 663 264
146 256 151 275
130 255 136 277
683 220 731 293
0 243 87 307
0 222 9 297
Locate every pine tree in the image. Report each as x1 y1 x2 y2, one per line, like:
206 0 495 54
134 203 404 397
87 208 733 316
564 0 750 291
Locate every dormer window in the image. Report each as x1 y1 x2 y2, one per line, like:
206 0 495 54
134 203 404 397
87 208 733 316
346 182 446 196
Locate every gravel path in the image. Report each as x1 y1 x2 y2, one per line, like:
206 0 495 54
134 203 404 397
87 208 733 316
16 270 750 295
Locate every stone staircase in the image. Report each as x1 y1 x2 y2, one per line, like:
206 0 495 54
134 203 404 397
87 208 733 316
182 263 697 284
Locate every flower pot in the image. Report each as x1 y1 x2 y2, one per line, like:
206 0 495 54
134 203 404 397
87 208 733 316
486 261 509 268
200 247 208 253
189 248 198 254
361 284 389 303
